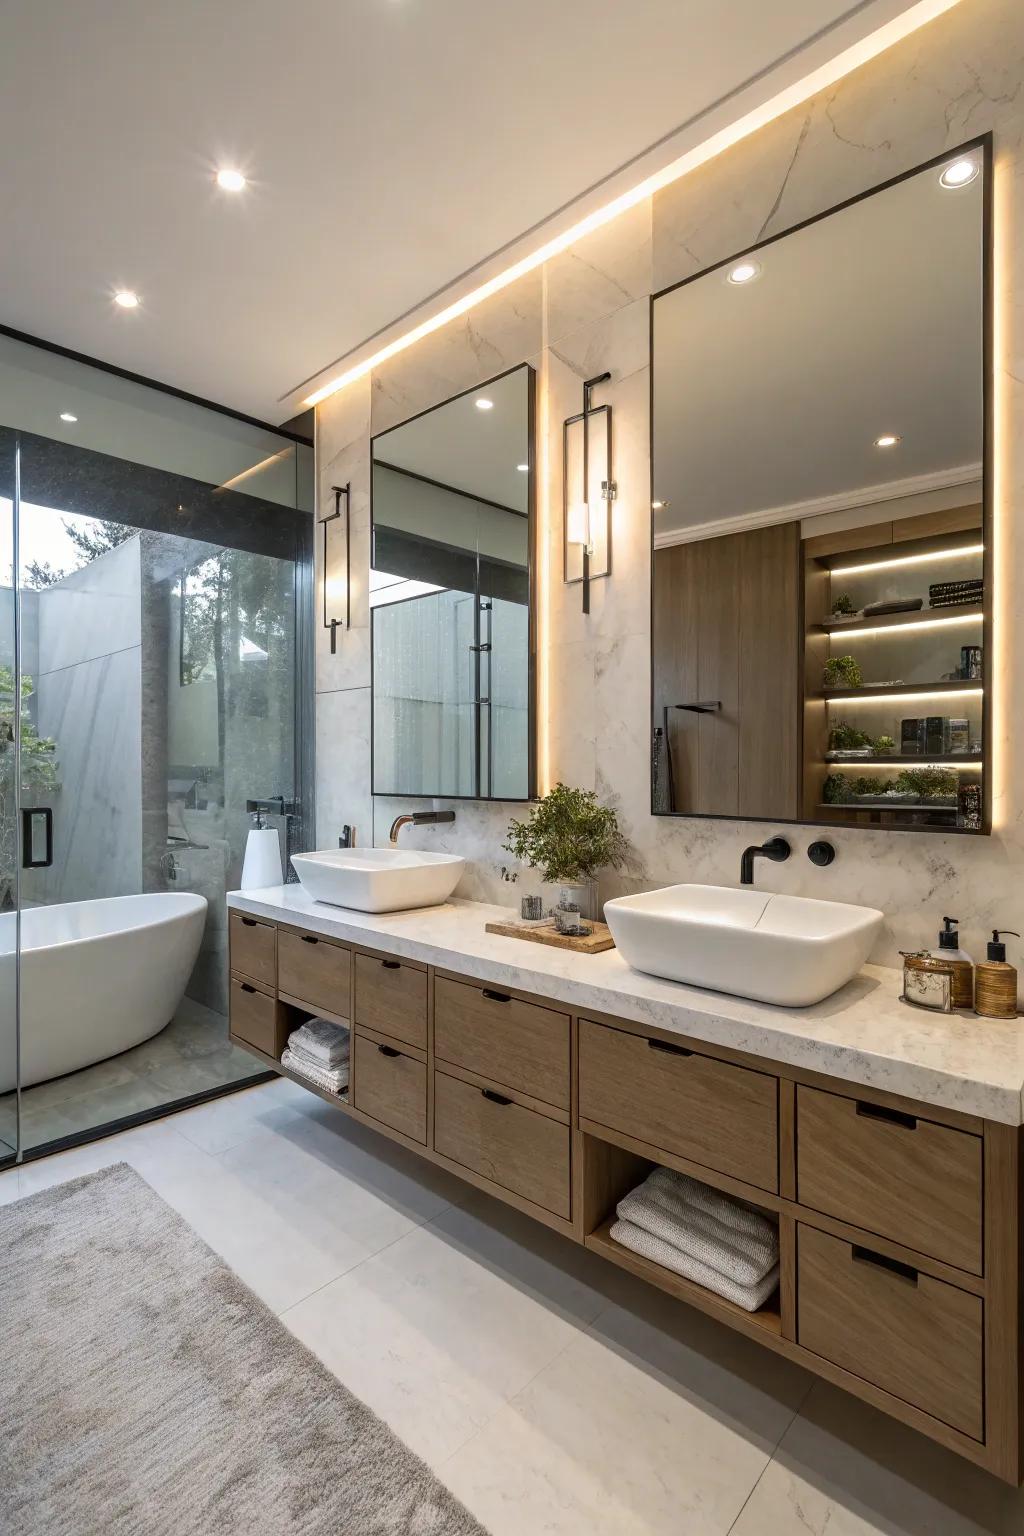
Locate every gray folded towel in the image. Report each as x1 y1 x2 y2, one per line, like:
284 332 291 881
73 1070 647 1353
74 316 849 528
281 1047 349 1096
610 1218 780 1312
288 1017 350 1068
616 1166 778 1287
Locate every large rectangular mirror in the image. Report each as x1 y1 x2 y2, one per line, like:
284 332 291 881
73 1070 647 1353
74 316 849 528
371 364 535 800
651 139 990 835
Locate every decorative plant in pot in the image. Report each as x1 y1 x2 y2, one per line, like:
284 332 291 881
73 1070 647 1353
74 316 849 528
503 783 627 921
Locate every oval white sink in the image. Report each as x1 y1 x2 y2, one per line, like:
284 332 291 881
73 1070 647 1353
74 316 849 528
291 848 464 913
604 884 883 1007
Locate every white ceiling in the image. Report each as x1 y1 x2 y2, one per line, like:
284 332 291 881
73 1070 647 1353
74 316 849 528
652 151 984 540
0 0 927 423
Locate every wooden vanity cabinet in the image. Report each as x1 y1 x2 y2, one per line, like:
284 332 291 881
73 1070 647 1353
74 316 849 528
226 908 1023 1485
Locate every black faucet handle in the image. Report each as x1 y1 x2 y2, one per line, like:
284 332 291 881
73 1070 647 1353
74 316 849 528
762 837 791 862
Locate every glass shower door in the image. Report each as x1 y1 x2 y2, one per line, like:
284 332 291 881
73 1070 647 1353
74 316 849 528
0 427 18 1163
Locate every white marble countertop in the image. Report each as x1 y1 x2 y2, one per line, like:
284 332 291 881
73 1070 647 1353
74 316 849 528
228 886 1024 1125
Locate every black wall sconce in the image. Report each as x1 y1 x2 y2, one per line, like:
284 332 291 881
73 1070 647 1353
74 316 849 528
321 482 351 653
563 372 616 614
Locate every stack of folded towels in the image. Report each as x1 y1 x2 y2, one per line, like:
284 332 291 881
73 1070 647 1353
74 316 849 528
281 1017 350 1096
611 1166 779 1312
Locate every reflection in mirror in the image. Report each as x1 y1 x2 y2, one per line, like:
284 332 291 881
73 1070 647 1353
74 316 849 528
371 365 534 800
651 142 989 835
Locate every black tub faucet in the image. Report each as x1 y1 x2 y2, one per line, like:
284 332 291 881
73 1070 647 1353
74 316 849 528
740 836 791 885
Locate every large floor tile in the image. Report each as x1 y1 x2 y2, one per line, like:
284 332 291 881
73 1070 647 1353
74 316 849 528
443 1283 811 1536
731 1381 1024 1535
0 1163 21 1204
281 1190 614 1468
171 1077 310 1154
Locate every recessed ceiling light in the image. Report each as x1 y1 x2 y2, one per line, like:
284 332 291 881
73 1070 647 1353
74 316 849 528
939 157 980 190
727 259 761 285
874 433 901 448
475 398 494 411
516 463 529 472
652 500 669 510
215 168 247 193
114 290 140 309
59 412 78 423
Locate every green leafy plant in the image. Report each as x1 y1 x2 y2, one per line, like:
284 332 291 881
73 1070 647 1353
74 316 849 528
828 720 872 752
831 594 856 616
895 768 958 799
503 783 627 885
873 734 897 756
823 655 863 690
0 667 60 907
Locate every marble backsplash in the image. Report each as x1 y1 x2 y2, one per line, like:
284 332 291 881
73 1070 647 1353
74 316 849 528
315 0 1024 973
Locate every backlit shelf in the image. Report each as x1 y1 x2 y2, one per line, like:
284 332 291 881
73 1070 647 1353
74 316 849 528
824 754 982 767
817 603 983 637
822 680 984 703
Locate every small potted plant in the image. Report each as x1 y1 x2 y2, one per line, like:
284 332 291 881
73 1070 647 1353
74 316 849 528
503 783 627 920
823 655 863 690
830 594 857 617
872 734 897 757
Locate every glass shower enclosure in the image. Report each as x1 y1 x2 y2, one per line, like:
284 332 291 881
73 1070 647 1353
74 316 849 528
0 332 314 1165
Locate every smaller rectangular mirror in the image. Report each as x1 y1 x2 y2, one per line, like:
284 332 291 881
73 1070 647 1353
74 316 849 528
371 364 535 801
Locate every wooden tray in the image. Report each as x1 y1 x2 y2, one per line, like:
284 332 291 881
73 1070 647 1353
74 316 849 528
485 918 615 954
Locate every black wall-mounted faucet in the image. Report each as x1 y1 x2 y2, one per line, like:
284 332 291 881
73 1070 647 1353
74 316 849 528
389 809 456 846
739 836 791 885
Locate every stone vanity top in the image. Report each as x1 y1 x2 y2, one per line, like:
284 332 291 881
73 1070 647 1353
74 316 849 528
228 886 1024 1126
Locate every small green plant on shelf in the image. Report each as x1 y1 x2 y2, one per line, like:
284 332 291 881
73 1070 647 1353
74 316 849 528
831 593 857 616
823 655 863 690
873 734 897 756
828 720 872 752
503 783 627 885
895 768 958 799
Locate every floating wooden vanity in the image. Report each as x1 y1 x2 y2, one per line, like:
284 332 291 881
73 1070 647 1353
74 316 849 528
227 896 1023 1483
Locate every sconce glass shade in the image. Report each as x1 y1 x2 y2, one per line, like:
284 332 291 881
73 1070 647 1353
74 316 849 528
567 500 592 551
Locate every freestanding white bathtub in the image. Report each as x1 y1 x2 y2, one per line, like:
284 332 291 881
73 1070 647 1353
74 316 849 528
0 892 207 1094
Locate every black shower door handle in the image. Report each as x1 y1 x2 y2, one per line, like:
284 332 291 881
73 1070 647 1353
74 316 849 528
22 806 53 869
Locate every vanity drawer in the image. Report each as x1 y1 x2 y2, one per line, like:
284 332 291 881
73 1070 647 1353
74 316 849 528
433 1069 571 1219
578 1019 778 1193
229 975 284 1058
352 1031 426 1144
278 928 351 1018
229 912 277 988
796 1086 983 1274
355 953 427 1050
434 976 570 1111
797 1224 983 1440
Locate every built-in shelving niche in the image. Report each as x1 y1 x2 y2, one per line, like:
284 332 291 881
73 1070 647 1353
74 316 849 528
802 507 986 832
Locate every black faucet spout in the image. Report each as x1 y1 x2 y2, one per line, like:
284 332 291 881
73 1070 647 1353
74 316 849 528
740 836 791 885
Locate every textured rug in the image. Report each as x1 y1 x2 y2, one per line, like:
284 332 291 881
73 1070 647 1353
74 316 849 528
0 1163 486 1536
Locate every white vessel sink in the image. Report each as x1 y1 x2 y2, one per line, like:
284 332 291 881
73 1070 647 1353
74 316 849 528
604 884 883 1007
290 848 465 913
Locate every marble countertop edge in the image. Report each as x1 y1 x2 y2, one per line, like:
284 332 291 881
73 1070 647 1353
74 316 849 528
227 887 1024 1125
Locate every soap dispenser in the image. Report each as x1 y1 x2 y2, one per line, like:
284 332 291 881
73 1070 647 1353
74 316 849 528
931 916 974 1009
975 930 1020 1020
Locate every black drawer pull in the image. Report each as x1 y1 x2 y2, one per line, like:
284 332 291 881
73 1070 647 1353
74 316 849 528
240 917 258 928
239 982 256 995
377 1043 401 1058
851 1245 919 1285
482 988 511 1004
856 1101 917 1131
648 1039 693 1058
381 959 401 970
301 934 320 945
482 1089 512 1106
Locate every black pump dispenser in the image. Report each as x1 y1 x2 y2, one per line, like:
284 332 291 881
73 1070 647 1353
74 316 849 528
988 929 1020 962
938 916 961 951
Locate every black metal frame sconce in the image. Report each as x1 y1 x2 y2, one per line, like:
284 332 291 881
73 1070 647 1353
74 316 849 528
321 482 351 653
563 372 616 614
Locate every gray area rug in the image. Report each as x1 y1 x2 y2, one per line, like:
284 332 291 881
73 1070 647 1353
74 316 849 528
0 1163 486 1536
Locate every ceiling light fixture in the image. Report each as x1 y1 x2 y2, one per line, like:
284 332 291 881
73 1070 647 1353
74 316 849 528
652 500 669 511
59 412 78 423
215 168 247 192
299 0 962 409
874 433 901 448
114 290 140 309
516 463 529 472
727 259 761 285
939 156 980 189
475 397 494 411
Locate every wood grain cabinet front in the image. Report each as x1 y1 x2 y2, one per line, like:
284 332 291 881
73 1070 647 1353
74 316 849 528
278 929 351 1019
433 1069 571 1219
355 954 427 1050
578 1019 779 1193
229 975 284 1058
229 913 277 989
796 1086 983 1274
434 976 570 1111
352 1032 427 1144
797 1224 984 1441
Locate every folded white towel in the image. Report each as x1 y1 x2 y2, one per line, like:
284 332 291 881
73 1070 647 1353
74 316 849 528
617 1167 778 1287
281 1047 349 1097
610 1218 780 1312
288 1035 350 1073
288 1018 350 1068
